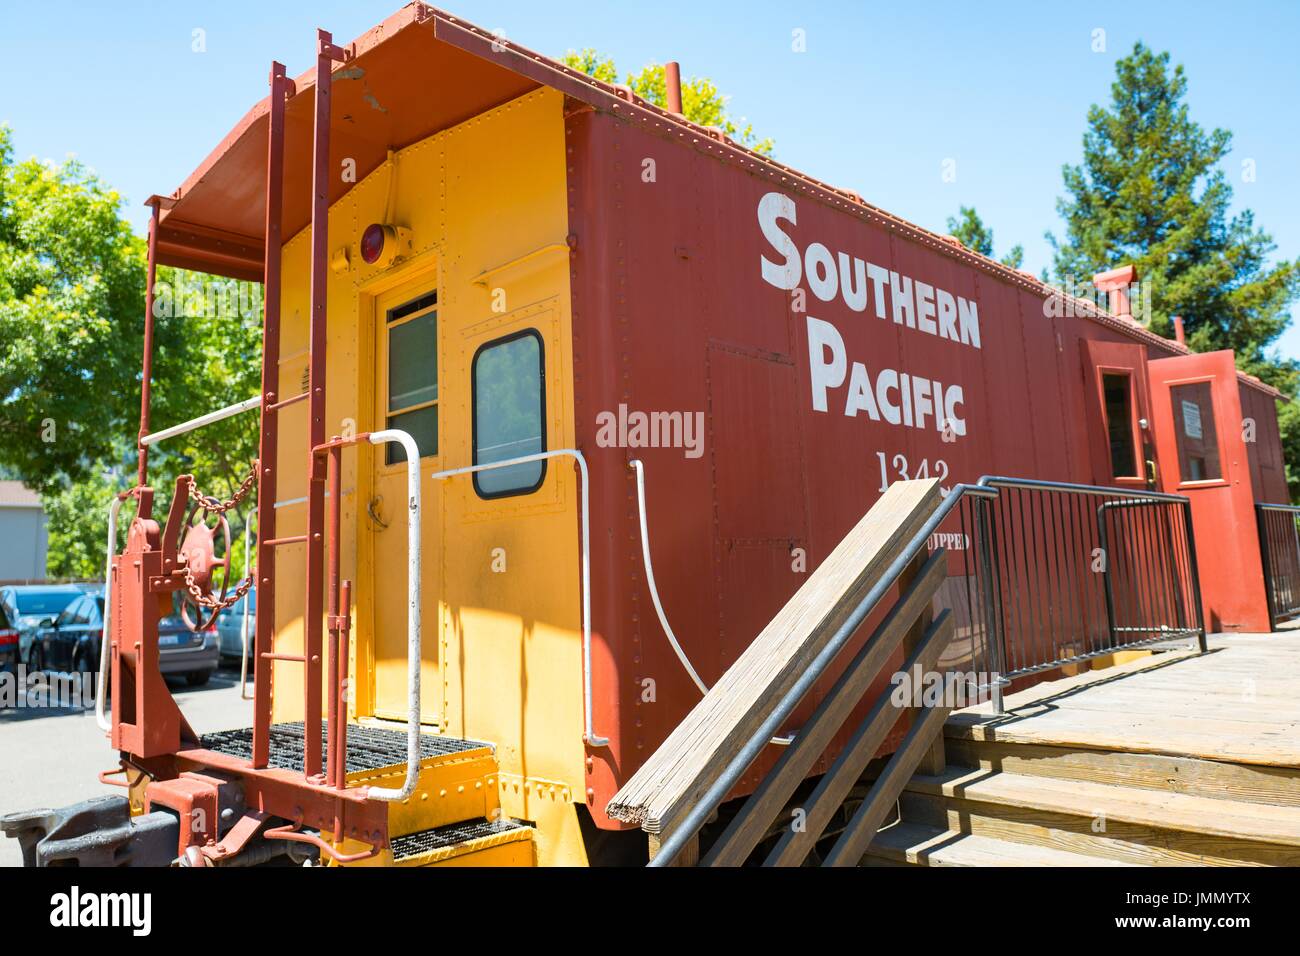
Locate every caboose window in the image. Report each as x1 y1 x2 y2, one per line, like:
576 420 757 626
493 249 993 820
1170 381 1222 482
384 292 439 465
1102 372 1138 478
472 330 546 498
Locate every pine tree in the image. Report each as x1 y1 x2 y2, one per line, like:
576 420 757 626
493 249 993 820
946 206 1024 269
1049 43 1299 383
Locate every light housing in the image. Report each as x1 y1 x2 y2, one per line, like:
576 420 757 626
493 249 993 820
361 223 399 267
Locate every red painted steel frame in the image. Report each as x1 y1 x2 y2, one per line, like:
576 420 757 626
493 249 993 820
253 62 291 769
301 29 348 781
136 201 160 488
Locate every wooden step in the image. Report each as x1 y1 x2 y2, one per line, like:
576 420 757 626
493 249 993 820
901 767 1300 866
864 821 1137 867
944 737 1300 808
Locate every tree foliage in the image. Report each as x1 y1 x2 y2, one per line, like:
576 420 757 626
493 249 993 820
562 49 775 156
946 206 1024 269
1048 43 1300 493
0 125 147 493
1048 44 1300 362
0 124 262 574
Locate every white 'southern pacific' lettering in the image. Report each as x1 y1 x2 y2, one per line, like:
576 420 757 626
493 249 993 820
758 192 981 349
760 191 974 436
807 317 966 435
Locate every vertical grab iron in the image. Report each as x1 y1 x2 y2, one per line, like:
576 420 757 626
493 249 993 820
252 62 290 770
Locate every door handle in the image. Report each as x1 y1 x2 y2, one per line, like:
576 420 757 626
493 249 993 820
1146 458 1159 485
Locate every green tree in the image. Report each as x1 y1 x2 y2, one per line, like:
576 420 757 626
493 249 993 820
946 206 1024 269
562 50 775 156
42 458 129 579
0 125 147 493
1048 42 1300 494
0 123 263 572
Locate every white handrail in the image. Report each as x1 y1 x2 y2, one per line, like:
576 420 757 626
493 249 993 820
96 496 125 733
139 395 261 446
365 429 424 802
629 459 793 746
429 448 609 747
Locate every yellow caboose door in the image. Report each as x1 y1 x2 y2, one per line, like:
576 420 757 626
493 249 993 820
368 280 443 724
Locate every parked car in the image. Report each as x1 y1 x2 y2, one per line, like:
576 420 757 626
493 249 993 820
215 589 256 664
27 590 106 675
0 601 18 672
0 584 84 666
29 590 219 686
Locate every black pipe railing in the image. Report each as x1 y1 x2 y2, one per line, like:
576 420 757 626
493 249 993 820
971 477 1207 686
649 475 1206 866
1256 502 1300 627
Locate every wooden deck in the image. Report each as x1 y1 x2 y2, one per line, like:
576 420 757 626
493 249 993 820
950 631 1300 769
866 631 1300 866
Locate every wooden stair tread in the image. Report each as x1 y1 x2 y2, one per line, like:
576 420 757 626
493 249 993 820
868 822 1137 867
947 709 1300 768
907 768 1300 846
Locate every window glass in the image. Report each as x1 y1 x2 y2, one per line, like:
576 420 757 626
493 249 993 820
1171 381 1221 481
385 294 438 465
72 598 92 625
473 331 546 497
17 589 79 616
56 597 83 626
1102 372 1138 478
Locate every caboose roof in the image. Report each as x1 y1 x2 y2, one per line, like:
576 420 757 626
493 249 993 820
151 3 1280 400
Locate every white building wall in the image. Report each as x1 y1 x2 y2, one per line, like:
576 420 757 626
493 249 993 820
0 507 49 581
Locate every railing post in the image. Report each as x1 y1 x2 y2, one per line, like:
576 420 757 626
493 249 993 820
1183 499 1208 652
899 547 945 775
1096 503 1120 651
1256 505 1278 631
648 833 698 866
974 496 1006 715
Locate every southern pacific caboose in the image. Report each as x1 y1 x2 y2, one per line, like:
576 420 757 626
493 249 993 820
4 4 1290 867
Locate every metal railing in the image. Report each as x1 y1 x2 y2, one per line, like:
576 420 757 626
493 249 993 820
940 477 1207 701
1256 502 1300 627
649 475 1207 866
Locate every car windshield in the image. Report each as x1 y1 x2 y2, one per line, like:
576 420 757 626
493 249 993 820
15 590 79 615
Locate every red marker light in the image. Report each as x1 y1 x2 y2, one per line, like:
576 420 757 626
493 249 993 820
360 223 387 264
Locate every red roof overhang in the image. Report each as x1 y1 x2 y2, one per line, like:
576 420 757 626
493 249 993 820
152 6 555 279
152 4 1284 402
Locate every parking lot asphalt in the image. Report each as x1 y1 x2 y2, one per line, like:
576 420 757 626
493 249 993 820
0 666 254 867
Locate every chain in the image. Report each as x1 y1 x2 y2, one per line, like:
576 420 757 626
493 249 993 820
187 460 259 515
183 563 255 611
181 459 259 612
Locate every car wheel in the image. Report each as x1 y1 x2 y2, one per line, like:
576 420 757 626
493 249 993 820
27 643 43 674
185 671 211 687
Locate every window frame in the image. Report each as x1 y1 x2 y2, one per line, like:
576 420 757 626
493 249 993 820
1168 375 1226 487
470 327 548 500
381 290 440 467
1099 369 1142 480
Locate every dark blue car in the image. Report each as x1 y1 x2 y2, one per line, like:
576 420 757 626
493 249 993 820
29 590 219 686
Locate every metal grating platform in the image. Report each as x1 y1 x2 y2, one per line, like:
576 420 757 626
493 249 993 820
390 818 529 861
199 722 490 775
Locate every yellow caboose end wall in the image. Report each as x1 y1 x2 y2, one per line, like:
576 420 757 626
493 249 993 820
267 87 588 865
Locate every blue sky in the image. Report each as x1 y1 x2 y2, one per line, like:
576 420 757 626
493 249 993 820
4 1 1298 356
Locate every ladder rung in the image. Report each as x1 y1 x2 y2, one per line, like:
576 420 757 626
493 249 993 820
261 652 306 663
264 535 308 547
268 391 309 412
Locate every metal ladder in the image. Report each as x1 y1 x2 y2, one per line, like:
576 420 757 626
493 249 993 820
252 32 352 784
